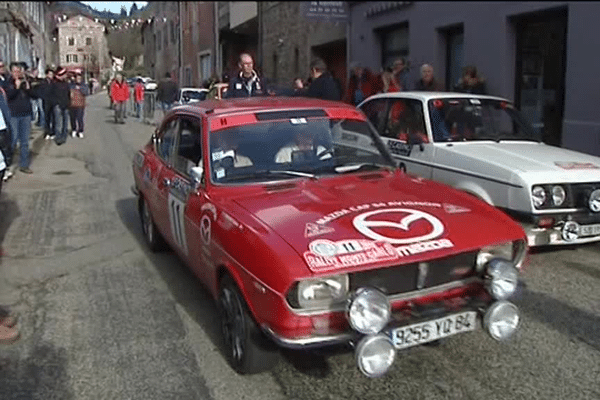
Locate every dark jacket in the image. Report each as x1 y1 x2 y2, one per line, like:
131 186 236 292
306 72 342 101
225 70 265 98
156 78 178 103
343 69 382 105
5 77 38 117
35 78 56 108
0 88 13 165
54 80 71 110
414 78 443 92
454 78 487 94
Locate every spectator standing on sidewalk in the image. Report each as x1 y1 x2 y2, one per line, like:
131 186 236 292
414 64 443 91
304 58 342 101
381 67 401 93
38 68 56 140
454 65 487 94
53 67 71 146
225 53 265 98
69 73 88 138
156 72 178 113
392 57 410 91
0 60 9 89
5 62 38 174
0 86 14 182
133 78 145 120
110 73 129 124
343 62 381 106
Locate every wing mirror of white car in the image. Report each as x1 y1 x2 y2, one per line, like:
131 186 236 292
408 134 425 152
190 166 204 191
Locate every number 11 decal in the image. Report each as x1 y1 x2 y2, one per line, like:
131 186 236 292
168 193 188 255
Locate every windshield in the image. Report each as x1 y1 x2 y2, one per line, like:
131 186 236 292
427 98 540 143
182 90 207 101
209 117 395 184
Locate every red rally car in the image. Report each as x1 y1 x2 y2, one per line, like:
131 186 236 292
131 97 528 378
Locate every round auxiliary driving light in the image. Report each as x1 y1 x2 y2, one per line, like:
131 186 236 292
552 185 566 206
483 301 519 341
485 258 518 300
355 334 395 378
589 189 600 212
532 186 546 208
347 287 391 335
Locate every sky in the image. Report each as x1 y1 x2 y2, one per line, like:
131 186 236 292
81 2 147 15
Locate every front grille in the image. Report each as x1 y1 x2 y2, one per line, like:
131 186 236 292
349 251 478 296
571 182 600 209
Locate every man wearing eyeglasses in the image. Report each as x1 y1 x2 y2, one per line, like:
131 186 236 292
225 53 265 98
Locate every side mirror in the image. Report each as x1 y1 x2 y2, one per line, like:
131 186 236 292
408 133 425 151
189 166 204 191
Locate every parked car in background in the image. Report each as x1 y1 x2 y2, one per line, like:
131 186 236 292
358 92 600 247
132 97 527 378
144 79 157 91
177 88 208 105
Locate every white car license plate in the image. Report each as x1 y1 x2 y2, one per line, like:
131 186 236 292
391 311 477 350
580 223 600 237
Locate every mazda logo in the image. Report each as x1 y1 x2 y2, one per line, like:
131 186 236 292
353 208 445 244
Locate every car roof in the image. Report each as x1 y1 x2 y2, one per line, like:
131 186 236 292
175 96 360 117
361 91 511 103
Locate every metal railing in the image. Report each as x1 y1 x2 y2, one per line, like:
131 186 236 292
127 89 159 124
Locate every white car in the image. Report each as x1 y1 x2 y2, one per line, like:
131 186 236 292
177 87 208 104
358 92 600 246
144 79 157 91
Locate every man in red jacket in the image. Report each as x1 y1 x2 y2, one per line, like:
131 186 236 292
134 78 145 121
110 73 129 124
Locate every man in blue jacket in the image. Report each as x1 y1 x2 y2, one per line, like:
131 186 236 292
225 53 265 98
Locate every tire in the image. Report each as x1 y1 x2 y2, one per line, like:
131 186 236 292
218 275 279 374
139 195 166 252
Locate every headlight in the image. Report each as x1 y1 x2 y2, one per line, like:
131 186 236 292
476 240 527 272
484 258 518 300
483 301 519 341
347 287 391 335
292 274 349 309
355 334 395 378
551 185 566 206
531 186 546 208
589 189 600 212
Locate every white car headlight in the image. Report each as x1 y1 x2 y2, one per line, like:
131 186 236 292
476 240 527 272
589 189 600 212
355 334 395 378
551 185 566 206
347 287 391 335
296 274 349 309
483 301 519 341
531 186 546 208
485 259 519 300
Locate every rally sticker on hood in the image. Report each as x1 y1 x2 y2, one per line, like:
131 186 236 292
303 206 455 271
554 162 599 170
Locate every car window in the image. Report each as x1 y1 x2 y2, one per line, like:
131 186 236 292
156 118 179 163
209 116 394 185
360 99 388 132
384 99 429 143
173 116 203 177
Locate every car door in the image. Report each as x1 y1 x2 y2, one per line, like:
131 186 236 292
168 115 206 264
153 117 180 241
364 97 435 179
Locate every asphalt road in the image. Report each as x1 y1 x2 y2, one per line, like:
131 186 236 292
0 93 598 400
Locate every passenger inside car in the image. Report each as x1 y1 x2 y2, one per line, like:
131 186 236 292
386 99 429 144
212 131 254 169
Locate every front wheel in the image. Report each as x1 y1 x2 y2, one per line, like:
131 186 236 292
139 196 166 251
218 275 279 374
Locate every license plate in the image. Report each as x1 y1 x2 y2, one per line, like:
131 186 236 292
390 311 477 350
580 223 600 237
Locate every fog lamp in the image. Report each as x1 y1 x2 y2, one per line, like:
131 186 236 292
589 189 600 212
485 258 518 300
483 301 519 341
347 287 391 335
355 334 395 378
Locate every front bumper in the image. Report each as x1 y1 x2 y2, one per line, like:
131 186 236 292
522 219 600 246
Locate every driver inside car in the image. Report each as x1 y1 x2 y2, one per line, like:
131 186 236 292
274 128 333 164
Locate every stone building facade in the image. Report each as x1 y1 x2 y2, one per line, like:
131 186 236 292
259 2 347 94
181 2 216 87
140 2 180 83
0 2 49 74
57 15 109 79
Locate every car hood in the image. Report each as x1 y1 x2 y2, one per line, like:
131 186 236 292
439 142 600 183
232 172 525 275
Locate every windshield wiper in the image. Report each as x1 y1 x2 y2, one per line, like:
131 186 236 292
219 169 316 182
268 170 316 179
494 136 540 143
333 163 388 174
